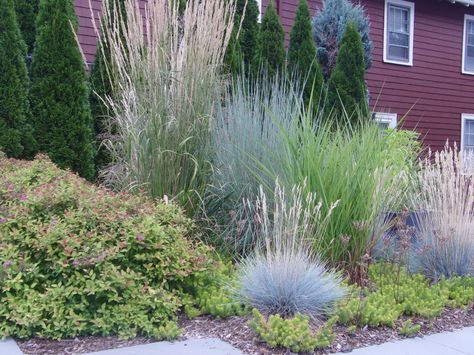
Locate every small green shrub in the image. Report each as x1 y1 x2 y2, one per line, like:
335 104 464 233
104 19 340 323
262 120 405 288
0 155 218 339
399 320 421 337
249 309 337 353
335 264 474 329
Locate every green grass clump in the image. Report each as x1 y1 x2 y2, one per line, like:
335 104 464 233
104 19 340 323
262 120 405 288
249 309 337 353
336 264 474 329
399 319 421 337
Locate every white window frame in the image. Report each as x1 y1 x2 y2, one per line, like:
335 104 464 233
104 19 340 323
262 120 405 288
462 14 474 75
461 113 474 153
383 0 415 66
374 112 398 129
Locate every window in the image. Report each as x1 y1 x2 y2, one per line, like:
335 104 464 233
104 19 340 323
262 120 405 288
257 0 262 23
384 0 415 66
463 15 474 75
462 114 474 155
374 112 398 129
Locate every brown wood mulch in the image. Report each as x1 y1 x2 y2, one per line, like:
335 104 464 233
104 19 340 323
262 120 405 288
16 306 474 355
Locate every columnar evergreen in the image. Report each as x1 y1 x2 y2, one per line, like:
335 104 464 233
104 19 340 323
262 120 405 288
287 0 324 109
254 2 285 77
13 0 39 56
30 0 95 180
327 23 368 123
313 0 372 79
90 0 126 172
236 0 259 69
0 0 37 158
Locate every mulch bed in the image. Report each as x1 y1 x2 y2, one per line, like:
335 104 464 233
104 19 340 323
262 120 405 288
16 305 474 355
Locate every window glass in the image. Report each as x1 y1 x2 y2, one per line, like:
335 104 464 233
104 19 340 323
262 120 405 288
465 19 474 72
387 4 411 62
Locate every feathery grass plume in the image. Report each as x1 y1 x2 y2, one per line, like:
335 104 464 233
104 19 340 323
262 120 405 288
410 144 474 279
205 72 304 254
237 181 345 318
96 0 236 216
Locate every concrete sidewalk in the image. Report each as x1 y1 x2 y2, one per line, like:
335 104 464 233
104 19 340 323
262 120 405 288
334 327 474 355
2 327 473 355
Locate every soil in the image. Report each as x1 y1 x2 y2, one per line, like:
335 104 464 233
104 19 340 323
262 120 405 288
16 306 474 355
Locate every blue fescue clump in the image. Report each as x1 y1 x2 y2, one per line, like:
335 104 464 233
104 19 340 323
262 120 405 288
313 0 372 78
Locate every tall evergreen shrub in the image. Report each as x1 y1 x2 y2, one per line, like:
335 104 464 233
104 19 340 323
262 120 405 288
254 2 285 77
288 0 324 109
13 0 39 57
30 0 95 180
313 0 372 79
327 23 368 122
0 0 37 158
236 0 259 69
90 0 126 172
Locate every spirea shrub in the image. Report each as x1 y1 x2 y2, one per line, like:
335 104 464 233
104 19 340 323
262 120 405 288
0 155 217 339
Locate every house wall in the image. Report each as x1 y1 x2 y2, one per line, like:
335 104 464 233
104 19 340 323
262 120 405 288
263 0 474 151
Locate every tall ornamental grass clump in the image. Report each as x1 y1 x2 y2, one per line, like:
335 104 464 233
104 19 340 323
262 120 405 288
410 145 474 279
238 182 346 318
207 73 304 254
259 114 414 283
97 0 235 216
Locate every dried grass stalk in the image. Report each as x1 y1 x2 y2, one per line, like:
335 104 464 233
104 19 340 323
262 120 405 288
94 0 236 214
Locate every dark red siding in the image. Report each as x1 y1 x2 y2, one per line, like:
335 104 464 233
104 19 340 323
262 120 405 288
74 0 147 66
262 0 474 151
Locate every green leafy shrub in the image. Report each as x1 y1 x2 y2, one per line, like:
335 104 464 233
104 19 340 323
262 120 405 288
250 309 337 353
183 262 249 319
30 0 95 180
0 0 37 159
0 155 219 339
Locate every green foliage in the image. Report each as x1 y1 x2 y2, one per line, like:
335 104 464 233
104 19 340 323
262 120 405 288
30 0 95 180
254 2 285 77
288 0 324 109
249 309 337 353
0 155 220 339
13 0 39 57
183 262 249 319
335 264 474 329
232 0 259 72
89 0 126 173
399 320 421 337
327 23 368 123
0 0 37 159
223 29 243 75
312 0 372 79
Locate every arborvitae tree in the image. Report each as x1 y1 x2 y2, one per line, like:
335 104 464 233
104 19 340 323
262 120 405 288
327 23 368 123
235 0 259 69
30 0 95 180
90 0 127 173
223 29 243 74
254 2 285 77
287 0 324 109
313 0 372 80
13 0 39 59
0 0 37 158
